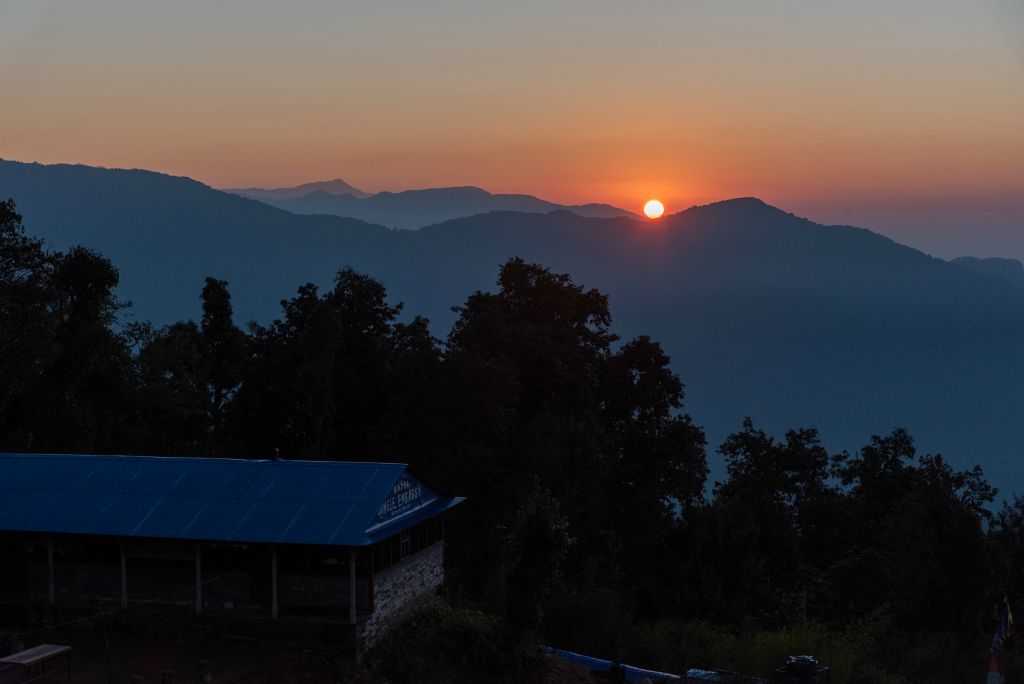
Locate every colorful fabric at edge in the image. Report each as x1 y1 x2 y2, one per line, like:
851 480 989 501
988 598 1014 684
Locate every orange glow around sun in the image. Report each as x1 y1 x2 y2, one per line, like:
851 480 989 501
643 199 665 219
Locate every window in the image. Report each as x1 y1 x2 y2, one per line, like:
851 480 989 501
371 518 446 573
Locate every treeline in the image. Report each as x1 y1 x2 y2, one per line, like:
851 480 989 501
1 198 1022 682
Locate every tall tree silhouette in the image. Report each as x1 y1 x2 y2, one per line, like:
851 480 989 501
0 199 51 445
200 277 247 452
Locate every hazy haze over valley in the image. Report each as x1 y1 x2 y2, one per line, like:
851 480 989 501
3 157 1022 496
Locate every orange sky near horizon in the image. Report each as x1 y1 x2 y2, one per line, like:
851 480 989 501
1 0 1022 245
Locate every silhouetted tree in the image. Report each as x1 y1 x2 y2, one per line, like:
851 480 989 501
505 484 573 635
826 431 995 632
0 218 131 453
692 422 834 626
200 277 247 450
441 258 708 636
0 199 52 445
991 496 1024 610
134 321 209 454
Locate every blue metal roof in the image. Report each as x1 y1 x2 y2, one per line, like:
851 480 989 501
0 453 463 547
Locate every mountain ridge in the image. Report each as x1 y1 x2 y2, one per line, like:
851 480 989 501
226 178 370 200
951 256 1024 291
2 157 1022 494
244 183 638 228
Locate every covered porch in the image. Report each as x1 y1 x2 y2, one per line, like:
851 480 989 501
0 533 376 625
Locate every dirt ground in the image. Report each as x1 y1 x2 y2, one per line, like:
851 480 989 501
5 628 344 683
4 626 596 683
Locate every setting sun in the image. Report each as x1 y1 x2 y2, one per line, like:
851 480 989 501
643 199 665 219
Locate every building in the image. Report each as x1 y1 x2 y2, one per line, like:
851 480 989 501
0 453 463 646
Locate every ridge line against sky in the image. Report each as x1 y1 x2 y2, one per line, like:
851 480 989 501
1 154 1022 261
1 0 1022 258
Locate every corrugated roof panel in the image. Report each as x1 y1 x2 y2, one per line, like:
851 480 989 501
74 458 125 493
175 498 216 539
76 458 129 493
41 459 85 492
120 496 171 537
32 491 94 533
96 494 160 537
277 500 334 545
232 500 306 542
187 497 259 541
0 488 32 521
357 469 395 503
193 462 260 499
295 467 349 502
118 459 179 495
218 499 261 541
110 459 144 493
240 466 297 500
128 495 181 538
68 495 122 534
163 462 216 498
327 501 381 545
4 459 49 491
296 500 357 546
0 454 460 546
0 490 43 529
338 470 369 502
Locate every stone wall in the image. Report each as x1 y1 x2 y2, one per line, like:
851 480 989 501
359 541 444 647
278 574 371 612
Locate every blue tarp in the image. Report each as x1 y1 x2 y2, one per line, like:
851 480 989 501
544 646 682 682
684 669 768 682
0 453 463 546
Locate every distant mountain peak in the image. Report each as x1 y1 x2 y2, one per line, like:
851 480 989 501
689 196 783 213
713 196 769 206
371 186 492 200
952 256 1024 290
673 197 800 226
245 183 637 228
225 178 370 201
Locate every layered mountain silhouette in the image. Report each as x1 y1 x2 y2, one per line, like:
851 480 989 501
951 256 1024 291
226 178 370 200
3 157 1022 493
231 184 636 229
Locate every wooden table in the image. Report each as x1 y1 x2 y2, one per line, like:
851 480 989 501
1 644 72 681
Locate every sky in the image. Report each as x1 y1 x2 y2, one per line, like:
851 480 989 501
1 0 1022 257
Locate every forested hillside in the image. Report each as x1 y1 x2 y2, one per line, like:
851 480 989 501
4 159 1024 496
2 197 1022 682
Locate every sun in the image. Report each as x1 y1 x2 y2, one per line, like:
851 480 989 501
643 199 665 219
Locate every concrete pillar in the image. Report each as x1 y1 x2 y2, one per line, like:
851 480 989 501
368 552 375 614
120 540 128 608
349 548 357 625
271 547 279 620
194 543 202 615
47 536 55 605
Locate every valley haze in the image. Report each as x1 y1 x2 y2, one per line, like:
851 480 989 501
2 157 1022 498
224 179 636 229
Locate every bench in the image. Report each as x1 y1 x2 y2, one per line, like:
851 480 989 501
0 644 72 682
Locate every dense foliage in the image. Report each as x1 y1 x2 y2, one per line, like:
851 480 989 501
1 198 1022 682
